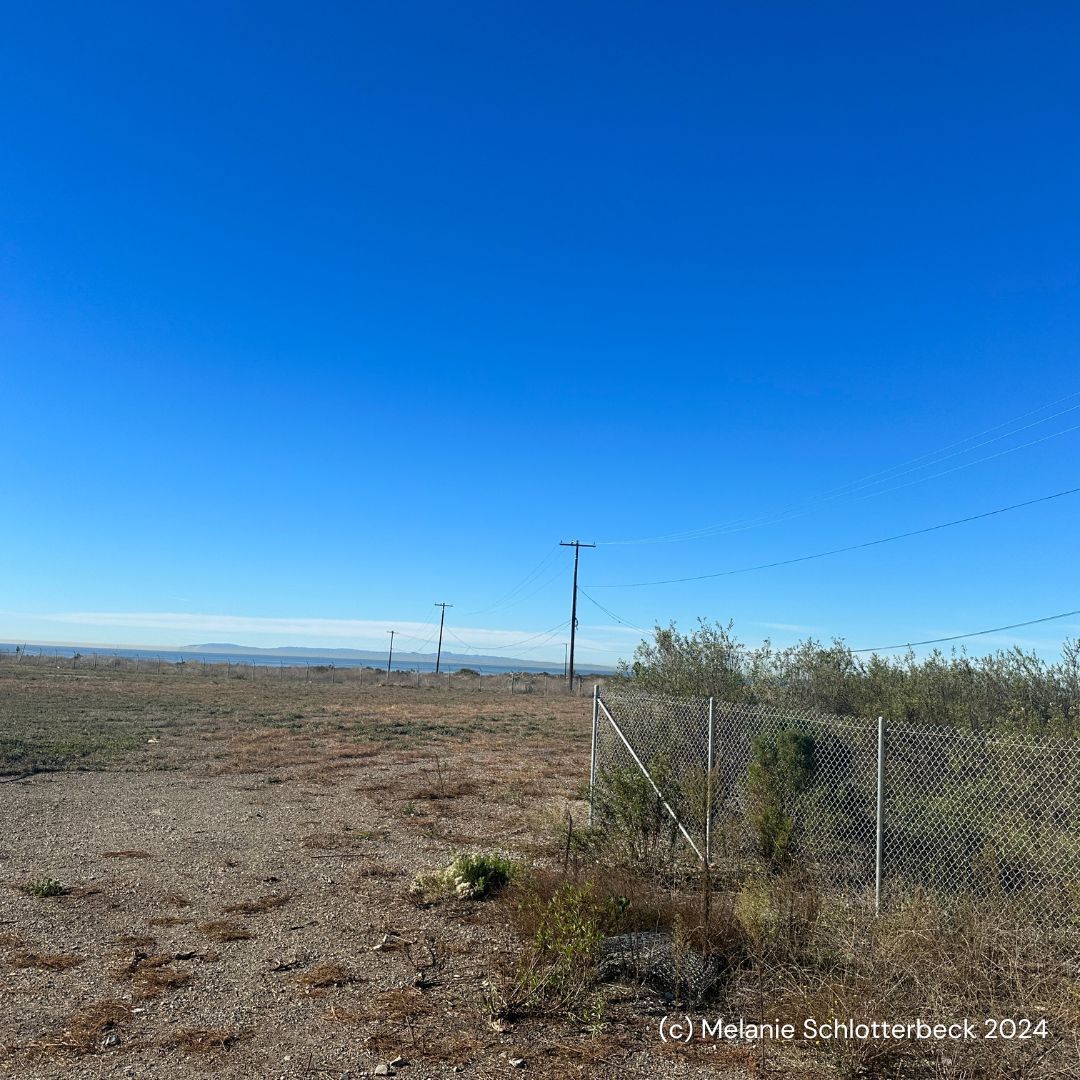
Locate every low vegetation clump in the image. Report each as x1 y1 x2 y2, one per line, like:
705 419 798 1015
410 851 517 903
18 877 67 897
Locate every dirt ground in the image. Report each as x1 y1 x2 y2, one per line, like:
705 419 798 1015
0 663 748 1080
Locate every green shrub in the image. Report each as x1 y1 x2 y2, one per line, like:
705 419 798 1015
747 730 816 870
410 851 516 903
591 761 681 865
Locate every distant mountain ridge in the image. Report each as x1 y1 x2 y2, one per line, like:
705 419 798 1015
181 642 617 674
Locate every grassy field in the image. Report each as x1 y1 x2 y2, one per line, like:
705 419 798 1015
0 660 1075 1079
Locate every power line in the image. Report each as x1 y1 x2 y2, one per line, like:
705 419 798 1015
851 608 1080 653
600 389 1080 546
463 545 561 615
578 588 652 634
443 620 571 653
587 483 1080 589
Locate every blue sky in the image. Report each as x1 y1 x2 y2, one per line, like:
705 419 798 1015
2 2 1078 666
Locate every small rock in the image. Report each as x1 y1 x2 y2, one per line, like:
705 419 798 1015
373 1065 394 1077
101 1033 121 1049
388 1058 407 1068
509 1059 526 1069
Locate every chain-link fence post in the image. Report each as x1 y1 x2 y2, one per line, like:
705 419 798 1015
705 696 715 865
590 684 600 825
875 714 886 914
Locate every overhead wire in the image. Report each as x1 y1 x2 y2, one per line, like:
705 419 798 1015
851 608 1080 653
442 619 571 654
586 483 1080 588
577 588 653 634
463 545 561 615
600 389 1080 546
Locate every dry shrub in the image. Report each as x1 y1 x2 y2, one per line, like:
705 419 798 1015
170 1028 244 1053
196 920 253 942
0 932 24 948
26 1001 133 1058
148 915 194 927
738 892 1079 1080
8 950 82 971
102 850 151 859
161 893 191 907
222 892 292 915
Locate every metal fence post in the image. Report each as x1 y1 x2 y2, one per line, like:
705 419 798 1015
589 684 600 825
875 715 886 915
705 697 715 865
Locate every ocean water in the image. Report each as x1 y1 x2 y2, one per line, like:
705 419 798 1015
0 641 579 676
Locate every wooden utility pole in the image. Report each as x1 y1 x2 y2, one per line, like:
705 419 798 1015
560 540 595 690
434 602 453 674
386 630 395 683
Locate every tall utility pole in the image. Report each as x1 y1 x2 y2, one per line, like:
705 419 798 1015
560 540 595 690
385 630 395 683
434 602 453 674
564 643 569 679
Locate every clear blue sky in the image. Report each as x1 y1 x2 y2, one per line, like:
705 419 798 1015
2 2 1078 666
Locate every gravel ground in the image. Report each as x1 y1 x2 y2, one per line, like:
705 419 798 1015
0 672 748 1080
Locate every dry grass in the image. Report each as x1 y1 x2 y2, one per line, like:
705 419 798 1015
7 950 83 971
295 961 361 992
196 919 253 942
112 933 157 950
169 1028 245 1053
161 892 191 907
148 915 194 926
112 951 192 999
101 849 151 859
25 1000 133 1058
222 892 292 915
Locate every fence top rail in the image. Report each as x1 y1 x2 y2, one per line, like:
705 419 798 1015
599 683 1080 754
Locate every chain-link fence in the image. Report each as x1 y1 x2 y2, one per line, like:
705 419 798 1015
591 685 1079 916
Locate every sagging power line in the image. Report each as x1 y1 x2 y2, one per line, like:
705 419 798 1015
587 483 1080 589
600 389 1080 546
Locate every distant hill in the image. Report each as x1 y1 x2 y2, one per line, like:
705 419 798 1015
180 642 617 675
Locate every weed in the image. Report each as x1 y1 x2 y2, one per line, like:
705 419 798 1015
18 877 67 897
409 851 517 903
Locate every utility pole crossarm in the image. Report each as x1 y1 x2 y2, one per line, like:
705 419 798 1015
559 540 596 691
